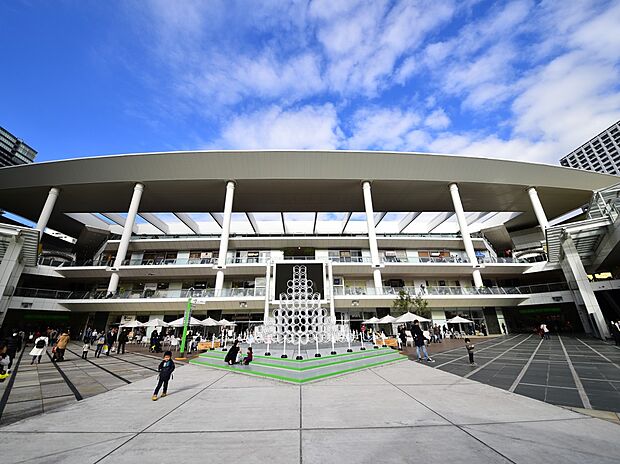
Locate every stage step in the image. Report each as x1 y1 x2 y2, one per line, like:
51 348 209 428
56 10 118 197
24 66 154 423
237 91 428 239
190 346 406 384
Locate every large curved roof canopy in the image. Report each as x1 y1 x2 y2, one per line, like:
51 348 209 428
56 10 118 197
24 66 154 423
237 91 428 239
0 150 617 238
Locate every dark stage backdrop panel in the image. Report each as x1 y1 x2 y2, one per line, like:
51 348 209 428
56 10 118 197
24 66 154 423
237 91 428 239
274 263 325 300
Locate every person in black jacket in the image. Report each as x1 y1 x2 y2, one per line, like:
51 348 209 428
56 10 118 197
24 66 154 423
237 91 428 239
117 329 129 354
6 332 22 370
224 340 240 365
412 320 433 363
152 351 175 400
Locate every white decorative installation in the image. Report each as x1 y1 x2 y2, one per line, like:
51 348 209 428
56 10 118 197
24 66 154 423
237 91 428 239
272 265 332 345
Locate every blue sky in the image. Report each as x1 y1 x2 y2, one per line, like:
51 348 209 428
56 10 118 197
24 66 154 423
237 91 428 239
1 0 619 164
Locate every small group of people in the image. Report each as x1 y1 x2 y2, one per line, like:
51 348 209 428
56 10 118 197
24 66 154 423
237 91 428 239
0 332 24 381
223 340 253 365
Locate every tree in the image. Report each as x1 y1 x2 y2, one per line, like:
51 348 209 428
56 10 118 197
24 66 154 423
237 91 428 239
392 290 431 319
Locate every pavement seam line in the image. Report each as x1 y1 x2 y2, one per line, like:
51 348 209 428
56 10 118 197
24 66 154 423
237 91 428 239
65 347 131 384
92 371 229 464
434 334 523 368
558 335 591 409
575 338 620 370
423 335 514 358
45 351 83 401
371 367 518 464
509 338 544 392
464 334 534 379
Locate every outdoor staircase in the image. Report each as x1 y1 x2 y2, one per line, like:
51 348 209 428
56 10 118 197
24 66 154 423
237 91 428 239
190 346 406 384
545 185 620 263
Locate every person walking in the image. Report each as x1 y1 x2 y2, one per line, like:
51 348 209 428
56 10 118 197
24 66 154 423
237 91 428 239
90 329 98 346
53 330 70 362
611 321 620 346
117 329 128 354
81 341 90 359
6 332 22 370
95 333 106 358
29 334 48 365
152 351 175 401
106 328 117 356
540 323 550 340
411 320 433 363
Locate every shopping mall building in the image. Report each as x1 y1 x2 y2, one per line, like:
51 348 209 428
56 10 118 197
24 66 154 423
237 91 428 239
1 150 620 338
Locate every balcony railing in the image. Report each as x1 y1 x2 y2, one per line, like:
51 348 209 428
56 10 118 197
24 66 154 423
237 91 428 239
13 287 74 299
12 282 568 301
332 285 523 296
59 287 267 300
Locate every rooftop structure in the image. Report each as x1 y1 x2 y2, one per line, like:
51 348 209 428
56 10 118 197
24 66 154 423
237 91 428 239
1 150 620 340
0 125 37 168
560 120 620 175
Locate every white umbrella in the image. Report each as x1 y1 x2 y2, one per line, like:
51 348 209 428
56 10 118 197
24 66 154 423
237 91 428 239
395 312 430 323
447 316 473 324
119 320 143 328
218 318 236 326
142 318 170 327
201 317 220 327
378 315 397 324
168 316 202 327
363 316 380 324
447 315 474 334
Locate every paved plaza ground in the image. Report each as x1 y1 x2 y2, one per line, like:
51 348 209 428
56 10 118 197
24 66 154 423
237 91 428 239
1 336 619 463
420 333 620 416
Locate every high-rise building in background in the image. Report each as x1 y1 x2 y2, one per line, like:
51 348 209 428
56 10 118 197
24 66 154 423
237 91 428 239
560 120 620 175
0 125 37 167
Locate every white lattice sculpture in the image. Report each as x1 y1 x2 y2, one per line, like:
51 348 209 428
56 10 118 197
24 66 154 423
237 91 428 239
272 265 332 345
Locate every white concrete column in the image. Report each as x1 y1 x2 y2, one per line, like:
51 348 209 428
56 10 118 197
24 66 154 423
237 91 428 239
106 183 144 294
449 183 483 288
263 261 271 323
327 261 336 322
362 181 383 291
215 181 236 292
527 187 549 231
35 187 60 232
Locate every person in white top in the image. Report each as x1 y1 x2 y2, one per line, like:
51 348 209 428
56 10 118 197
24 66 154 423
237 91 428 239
540 323 550 340
169 334 179 351
29 335 48 364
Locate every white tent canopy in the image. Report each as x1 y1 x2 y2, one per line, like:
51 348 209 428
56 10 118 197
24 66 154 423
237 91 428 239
142 318 170 327
119 320 143 328
395 312 430 323
218 318 236 326
201 317 220 327
378 315 397 324
447 316 473 324
168 316 203 327
363 317 380 324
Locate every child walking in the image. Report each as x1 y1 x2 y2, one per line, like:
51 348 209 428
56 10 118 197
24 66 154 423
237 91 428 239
465 338 476 366
152 350 175 401
82 342 89 359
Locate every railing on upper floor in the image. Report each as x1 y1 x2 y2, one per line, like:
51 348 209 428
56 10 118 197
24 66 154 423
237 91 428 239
332 285 524 296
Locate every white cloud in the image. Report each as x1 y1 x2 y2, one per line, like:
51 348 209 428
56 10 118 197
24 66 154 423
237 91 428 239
346 107 422 150
179 51 325 105
216 104 342 150
424 108 451 130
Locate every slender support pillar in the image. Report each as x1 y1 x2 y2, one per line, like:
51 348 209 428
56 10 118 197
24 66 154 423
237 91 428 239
327 261 336 322
362 181 383 290
527 187 549 231
106 183 144 294
215 181 236 292
36 187 60 232
263 261 271 323
449 183 483 288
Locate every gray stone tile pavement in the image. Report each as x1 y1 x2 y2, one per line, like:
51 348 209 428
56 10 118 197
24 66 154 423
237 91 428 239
2 356 619 464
